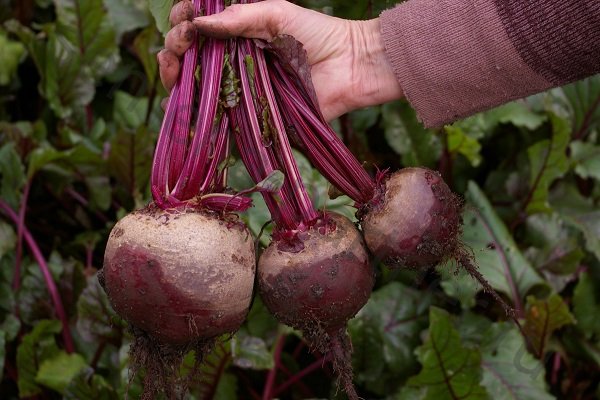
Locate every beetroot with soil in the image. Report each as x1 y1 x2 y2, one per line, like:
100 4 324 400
103 207 254 345
361 167 463 268
269 38 515 318
229 34 374 400
101 0 256 397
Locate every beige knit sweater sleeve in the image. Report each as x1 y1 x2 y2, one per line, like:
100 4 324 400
379 0 600 127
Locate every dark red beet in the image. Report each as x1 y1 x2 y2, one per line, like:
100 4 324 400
361 168 515 318
258 212 374 399
361 167 463 269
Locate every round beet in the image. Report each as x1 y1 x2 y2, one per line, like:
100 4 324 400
361 167 463 269
102 205 255 397
103 206 255 343
258 212 374 399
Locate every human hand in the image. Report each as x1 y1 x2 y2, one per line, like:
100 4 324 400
158 0 403 121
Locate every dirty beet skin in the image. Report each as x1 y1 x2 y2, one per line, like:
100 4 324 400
103 206 255 344
362 167 463 269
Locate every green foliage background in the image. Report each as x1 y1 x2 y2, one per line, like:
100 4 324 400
0 0 599 399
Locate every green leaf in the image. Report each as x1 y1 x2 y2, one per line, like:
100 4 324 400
480 322 554 400
16 319 62 397
445 124 482 167
563 212 600 260
3 20 46 77
54 0 120 77
382 100 442 168
187 341 234 399
1 314 21 342
551 183 600 259
255 170 284 193
133 26 161 88
2 21 90 118
85 176 111 211
526 114 570 214
27 145 68 178
114 90 160 130
213 372 238 400
117 340 143 399
553 75 600 137
570 141 600 182
35 351 88 394
18 256 64 325
523 213 584 292
107 122 154 197
245 297 279 339
149 0 174 35
76 273 124 343
443 182 546 308
44 29 95 118
524 294 576 357
0 258 16 313
0 142 26 208
406 307 489 399
231 332 274 370
64 368 117 400
484 101 547 131
0 31 26 85
395 385 427 400
0 221 16 259
573 272 600 339
104 0 150 41
349 282 431 394
0 334 4 382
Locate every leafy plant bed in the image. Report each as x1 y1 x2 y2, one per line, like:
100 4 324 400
0 1 599 399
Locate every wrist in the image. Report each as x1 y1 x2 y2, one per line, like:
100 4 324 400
348 18 404 110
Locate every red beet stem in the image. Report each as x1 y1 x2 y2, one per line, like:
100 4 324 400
230 42 295 228
172 37 226 199
252 46 318 223
230 39 319 229
269 56 376 205
151 0 251 213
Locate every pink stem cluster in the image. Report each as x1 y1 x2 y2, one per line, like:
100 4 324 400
150 0 249 212
229 37 318 230
270 63 376 205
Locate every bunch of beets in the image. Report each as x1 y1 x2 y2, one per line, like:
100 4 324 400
101 0 508 398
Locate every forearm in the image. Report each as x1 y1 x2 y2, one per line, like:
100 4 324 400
380 0 600 127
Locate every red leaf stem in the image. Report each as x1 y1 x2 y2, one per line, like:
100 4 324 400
173 38 226 199
229 41 297 229
0 200 75 353
262 334 286 400
270 62 375 204
12 178 31 292
167 37 199 188
272 355 330 397
253 49 317 223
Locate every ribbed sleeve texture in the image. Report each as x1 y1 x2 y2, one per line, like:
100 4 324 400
379 0 600 128
494 0 600 84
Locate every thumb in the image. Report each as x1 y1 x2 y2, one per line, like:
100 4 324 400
193 0 288 40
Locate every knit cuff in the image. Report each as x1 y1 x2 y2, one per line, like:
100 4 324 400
379 0 551 128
